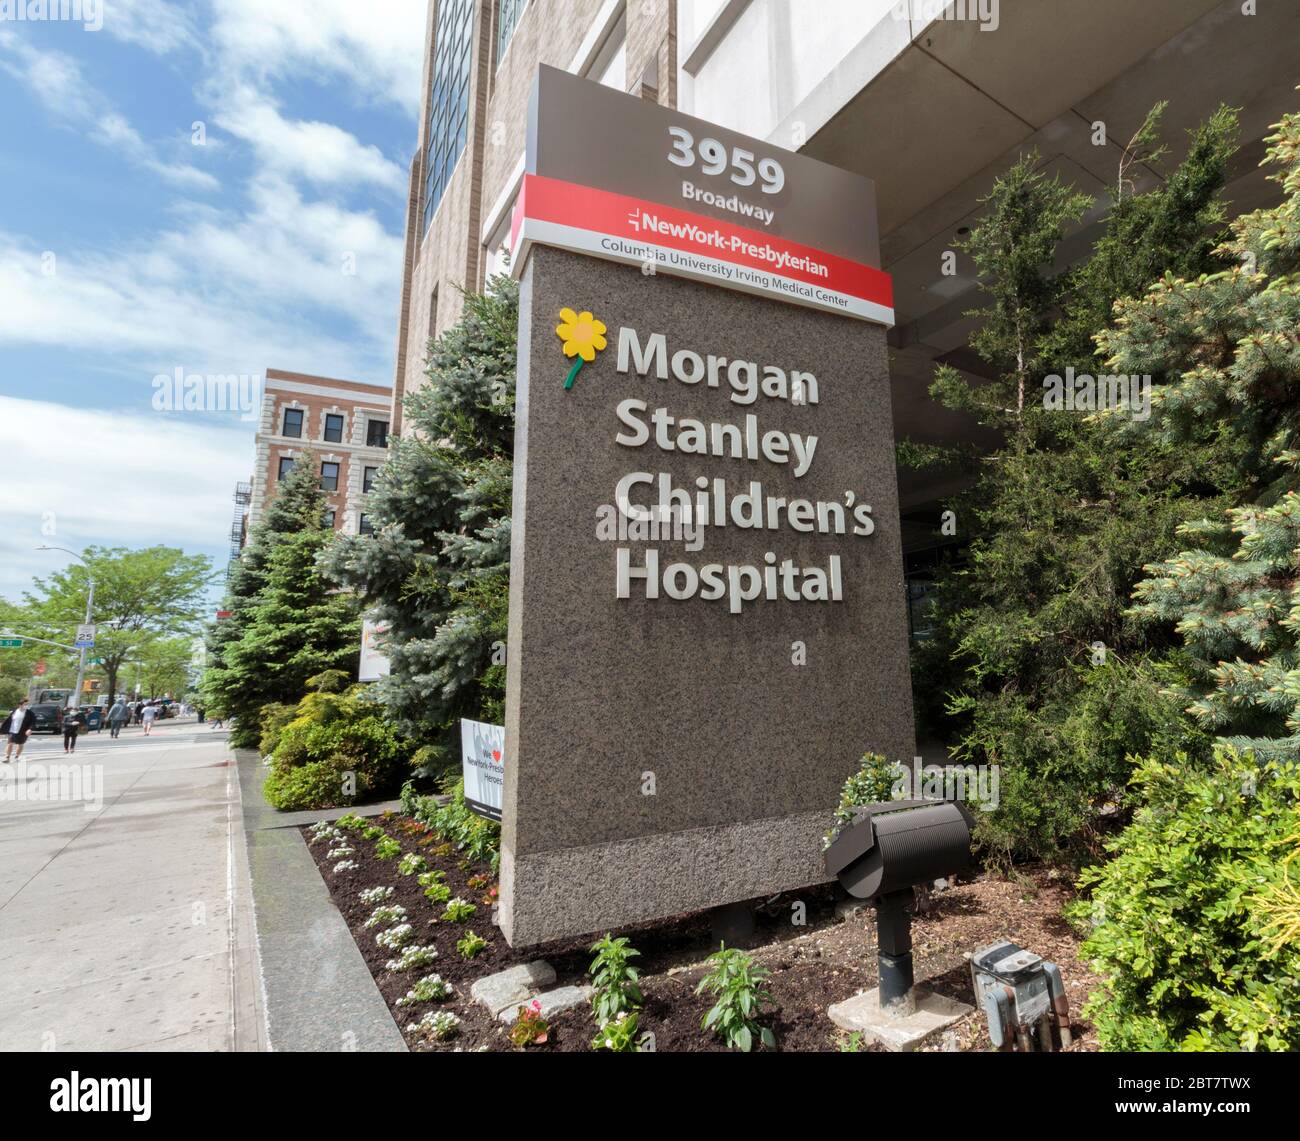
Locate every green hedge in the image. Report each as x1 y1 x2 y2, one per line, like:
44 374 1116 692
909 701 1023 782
262 686 407 811
1071 750 1300 1051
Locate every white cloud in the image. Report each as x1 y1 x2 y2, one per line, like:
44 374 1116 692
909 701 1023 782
102 0 197 55
0 194 403 384
0 31 218 191
0 395 252 600
209 0 428 114
213 85 407 193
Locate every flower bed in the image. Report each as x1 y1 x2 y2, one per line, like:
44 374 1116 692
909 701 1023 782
303 812 1097 1052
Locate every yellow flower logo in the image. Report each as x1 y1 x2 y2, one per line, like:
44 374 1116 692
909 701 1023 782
555 307 607 389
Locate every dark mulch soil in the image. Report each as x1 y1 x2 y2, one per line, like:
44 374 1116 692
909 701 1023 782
304 813 1100 1053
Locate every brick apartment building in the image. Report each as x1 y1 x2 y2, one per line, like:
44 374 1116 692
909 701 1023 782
390 0 1296 632
242 369 392 544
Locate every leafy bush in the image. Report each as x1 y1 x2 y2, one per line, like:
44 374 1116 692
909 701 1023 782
258 702 297 756
410 775 500 872
823 753 905 849
262 685 408 811
588 935 643 1026
695 945 776 1052
1071 750 1300 1051
374 836 401 860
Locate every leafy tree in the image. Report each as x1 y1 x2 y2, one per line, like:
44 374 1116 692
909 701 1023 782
323 279 516 761
208 457 360 748
23 546 213 708
1072 104 1300 1053
1107 103 1300 760
910 105 1241 862
133 635 197 700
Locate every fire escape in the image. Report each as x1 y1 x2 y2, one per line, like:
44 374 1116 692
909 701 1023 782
228 481 252 577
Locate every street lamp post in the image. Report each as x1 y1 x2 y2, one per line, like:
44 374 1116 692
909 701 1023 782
36 546 95 709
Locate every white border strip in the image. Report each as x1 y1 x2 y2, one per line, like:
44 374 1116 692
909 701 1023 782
514 217 895 327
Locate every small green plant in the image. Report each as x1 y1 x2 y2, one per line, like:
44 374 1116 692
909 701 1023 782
442 897 477 923
407 1010 460 1041
695 944 776 1052
457 930 488 959
591 1010 640 1052
374 836 402 860
336 813 365 831
385 944 439 972
361 825 384 841
416 869 446 888
588 934 643 1025
398 852 427 876
396 973 454 1006
375 923 413 950
363 904 408 929
824 753 906 849
839 1031 865 1053
423 882 452 906
508 1000 550 1047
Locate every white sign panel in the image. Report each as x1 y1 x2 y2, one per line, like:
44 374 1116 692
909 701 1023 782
460 718 505 822
358 619 391 682
74 623 96 649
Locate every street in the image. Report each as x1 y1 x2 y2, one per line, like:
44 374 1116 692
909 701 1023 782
0 717 264 1051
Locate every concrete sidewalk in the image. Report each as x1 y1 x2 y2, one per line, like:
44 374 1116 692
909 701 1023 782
0 720 266 1051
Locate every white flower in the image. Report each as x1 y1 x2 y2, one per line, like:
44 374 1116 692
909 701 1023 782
407 1011 461 1041
331 860 359 874
364 904 409 929
385 944 439 972
326 845 355 860
359 886 395 905
376 923 414 949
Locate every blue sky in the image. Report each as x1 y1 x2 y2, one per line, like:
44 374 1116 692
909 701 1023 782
0 0 426 602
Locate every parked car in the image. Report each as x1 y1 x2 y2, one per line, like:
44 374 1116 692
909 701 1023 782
29 703 64 734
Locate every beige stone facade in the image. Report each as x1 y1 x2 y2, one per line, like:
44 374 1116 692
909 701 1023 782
390 0 674 434
247 369 392 538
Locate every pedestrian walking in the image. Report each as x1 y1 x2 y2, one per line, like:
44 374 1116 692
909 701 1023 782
132 700 144 726
141 702 158 736
2 698 36 762
108 697 128 738
63 706 88 753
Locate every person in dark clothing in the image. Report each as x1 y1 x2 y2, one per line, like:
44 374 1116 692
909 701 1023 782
63 706 88 753
3 699 36 762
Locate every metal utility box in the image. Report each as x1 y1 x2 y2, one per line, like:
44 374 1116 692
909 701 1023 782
970 940 1072 1051
824 800 973 900
824 800 974 1013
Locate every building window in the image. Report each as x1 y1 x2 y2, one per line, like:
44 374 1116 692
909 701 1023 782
278 456 295 480
496 0 525 67
359 514 374 536
323 508 337 529
423 0 474 235
323 412 345 443
321 461 340 492
363 466 378 494
367 419 390 448
282 408 303 438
